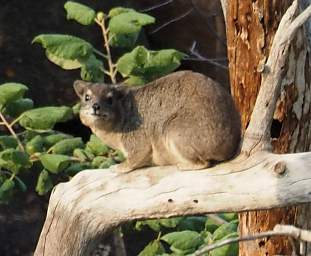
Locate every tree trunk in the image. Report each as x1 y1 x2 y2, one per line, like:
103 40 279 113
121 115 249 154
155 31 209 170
227 0 311 255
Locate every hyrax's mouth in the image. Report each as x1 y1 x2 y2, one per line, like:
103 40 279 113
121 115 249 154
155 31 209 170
91 112 109 120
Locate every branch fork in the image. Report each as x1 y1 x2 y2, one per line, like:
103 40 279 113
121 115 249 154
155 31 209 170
34 1 311 255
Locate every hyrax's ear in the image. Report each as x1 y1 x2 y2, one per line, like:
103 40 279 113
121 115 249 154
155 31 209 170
73 80 89 98
111 84 129 100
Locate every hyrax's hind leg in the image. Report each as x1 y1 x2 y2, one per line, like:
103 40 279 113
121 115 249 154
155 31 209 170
166 132 213 170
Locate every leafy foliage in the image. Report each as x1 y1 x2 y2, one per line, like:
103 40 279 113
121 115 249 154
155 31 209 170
33 2 184 84
117 46 186 85
0 80 122 203
0 2 239 255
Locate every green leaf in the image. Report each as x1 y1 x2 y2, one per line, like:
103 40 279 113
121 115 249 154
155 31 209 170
219 213 238 222
108 7 132 17
86 134 110 156
36 170 54 195
19 106 73 131
64 1 96 25
116 46 186 84
116 46 148 76
39 154 72 174
138 240 165 256
51 137 84 155
26 135 45 155
72 102 81 116
92 156 107 168
80 54 105 82
124 75 147 86
3 98 34 118
46 51 82 70
142 49 186 78
44 133 73 147
178 216 207 232
136 220 161 232
205 217 221 233
0 179 15 203
0 83 28 110
0 149 32 174
135 218 183 232
109 10 155 34
65 162 92 176
33 34 93 62
73 148 89 162
99 158 116 169
113 150 126 162
0 136 18 150
109 31 139 48
212 220 238 241
210 232 238 256
161 231 204 253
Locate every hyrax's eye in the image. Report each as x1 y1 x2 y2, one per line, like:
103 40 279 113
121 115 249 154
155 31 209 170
85 94 91 101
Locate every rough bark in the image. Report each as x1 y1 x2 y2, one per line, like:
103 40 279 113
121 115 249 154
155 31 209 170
227 0 311 255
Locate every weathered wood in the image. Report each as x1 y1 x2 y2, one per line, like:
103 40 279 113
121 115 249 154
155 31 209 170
227 0 311 255
34 1 311 255
34 151 311 256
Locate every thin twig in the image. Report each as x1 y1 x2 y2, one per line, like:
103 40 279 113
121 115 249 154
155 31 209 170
9 114 24 128
150 8 193 34
192 224 311 256
95 18 117 84
140 0 173 12
0 112 24 151
188 41 228 70
93 48 108 59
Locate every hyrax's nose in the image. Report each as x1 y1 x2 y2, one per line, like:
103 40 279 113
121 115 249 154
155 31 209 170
92 103 100 112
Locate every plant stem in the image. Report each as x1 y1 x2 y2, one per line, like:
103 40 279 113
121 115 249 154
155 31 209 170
0 111 25 151
9 173 16 181
9 114 24 127
93 48 108 59
95 18 117 84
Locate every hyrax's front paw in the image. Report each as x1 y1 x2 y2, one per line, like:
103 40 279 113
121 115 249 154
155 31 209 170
113 163 134 174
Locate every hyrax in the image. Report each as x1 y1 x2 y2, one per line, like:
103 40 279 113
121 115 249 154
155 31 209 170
74 71 241 173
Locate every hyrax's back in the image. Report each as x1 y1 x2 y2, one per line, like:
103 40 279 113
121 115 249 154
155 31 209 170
133 71 241 168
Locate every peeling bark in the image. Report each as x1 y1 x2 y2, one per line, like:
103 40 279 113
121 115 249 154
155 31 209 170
227 0 311 255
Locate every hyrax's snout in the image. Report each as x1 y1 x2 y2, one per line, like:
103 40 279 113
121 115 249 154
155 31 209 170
92 103 100 115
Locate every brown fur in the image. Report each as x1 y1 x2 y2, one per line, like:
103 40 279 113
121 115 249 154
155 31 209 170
74 71 241 173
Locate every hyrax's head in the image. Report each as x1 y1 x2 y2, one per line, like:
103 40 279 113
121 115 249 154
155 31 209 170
73 80 127 130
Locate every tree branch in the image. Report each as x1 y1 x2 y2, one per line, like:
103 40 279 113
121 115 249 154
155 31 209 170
193 224 311 256
150 8 193 34
34 151 311 255
242 0 311 154
220 0 227 25
188 41 228 70
140 0 174 12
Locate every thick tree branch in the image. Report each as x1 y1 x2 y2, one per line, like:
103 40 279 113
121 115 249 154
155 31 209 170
242 0 311 154
34 151 311 255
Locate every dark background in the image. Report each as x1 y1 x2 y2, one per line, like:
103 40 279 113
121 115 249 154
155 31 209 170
0 0 227 255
